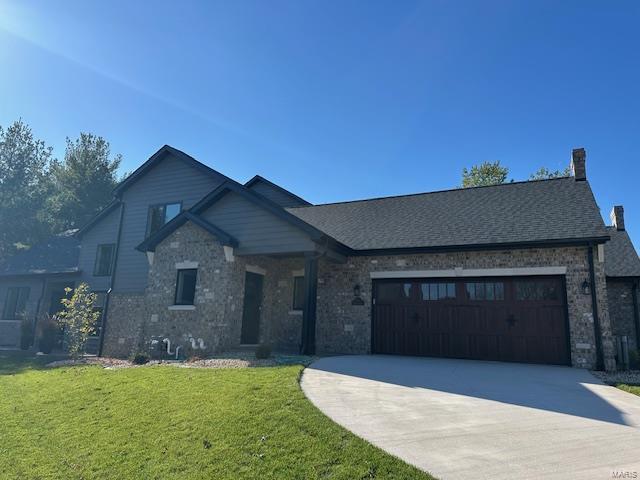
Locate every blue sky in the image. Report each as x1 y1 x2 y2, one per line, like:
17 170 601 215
1 1 639 247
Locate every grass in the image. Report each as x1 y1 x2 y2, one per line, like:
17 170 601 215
616 384 640 396
0 352 432 480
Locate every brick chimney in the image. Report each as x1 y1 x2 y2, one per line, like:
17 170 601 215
571 148 586 181
610 205 625 231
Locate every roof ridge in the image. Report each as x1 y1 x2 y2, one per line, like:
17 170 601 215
287 176 574 210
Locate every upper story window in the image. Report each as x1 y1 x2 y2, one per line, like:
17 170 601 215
174 269 197 305
2 287 30 320
146 202 181 238
94 244 115 276
292 276 305 310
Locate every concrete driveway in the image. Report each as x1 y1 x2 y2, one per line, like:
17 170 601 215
301 355 640 480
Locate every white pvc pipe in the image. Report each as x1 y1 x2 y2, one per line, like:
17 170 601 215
162 338 174 355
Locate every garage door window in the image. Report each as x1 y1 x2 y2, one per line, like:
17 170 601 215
515 280 560 301
420 283 456 301
377 283 413 303
465 282 504 301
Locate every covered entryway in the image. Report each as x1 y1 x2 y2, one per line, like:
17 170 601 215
372 276 570 365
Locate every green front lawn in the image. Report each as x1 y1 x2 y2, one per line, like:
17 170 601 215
0 353 431 480
616 384 640 396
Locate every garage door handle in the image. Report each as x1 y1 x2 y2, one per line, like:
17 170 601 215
506 314 517 327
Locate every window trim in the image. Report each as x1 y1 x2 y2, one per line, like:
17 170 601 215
93 243 116 277
292 275 305 311
145 201 183 238
2 286 30 320
174 268 198 306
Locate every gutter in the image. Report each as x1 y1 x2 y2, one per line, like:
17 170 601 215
633 279 640 351
588 245 604 370
31 276 48 350
351 236 611 257
98 202 125 357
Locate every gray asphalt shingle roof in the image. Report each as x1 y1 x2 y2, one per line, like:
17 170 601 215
0 230 80 276
604 227 640 277
287 177 609 251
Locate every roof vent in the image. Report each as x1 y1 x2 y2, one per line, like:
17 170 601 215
571 148 587 181
610 205 625 231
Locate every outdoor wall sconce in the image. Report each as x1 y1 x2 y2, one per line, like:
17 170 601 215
352 284 364 305
581 280 591 295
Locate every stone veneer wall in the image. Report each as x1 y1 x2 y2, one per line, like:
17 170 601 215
102 223 305 358
316 246 615 370
607 279 639 353
102 222 615 369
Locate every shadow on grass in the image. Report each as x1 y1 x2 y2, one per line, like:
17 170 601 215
0 350 68 375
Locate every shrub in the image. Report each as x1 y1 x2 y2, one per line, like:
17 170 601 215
37 316 58 354
629 350 640 370
255 344 272 359
20 318 34 350
130 352 150 365
57 283 100 359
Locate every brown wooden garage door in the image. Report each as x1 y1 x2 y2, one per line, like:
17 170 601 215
372 276 570 365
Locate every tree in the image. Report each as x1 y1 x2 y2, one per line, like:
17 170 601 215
529 166 572 180
0 120 54 262
461 161 509 188
45 133 121 232
57 283 100 359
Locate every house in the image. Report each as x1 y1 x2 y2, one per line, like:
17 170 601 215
604 206 640 364
1 145 639 371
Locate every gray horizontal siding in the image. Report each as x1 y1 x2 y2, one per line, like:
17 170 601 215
114 154 226 293
201 191 316 254
78 206 120 291
248 180 307 207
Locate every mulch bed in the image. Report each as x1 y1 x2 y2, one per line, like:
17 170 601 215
591 369 640 386
46 352 315 370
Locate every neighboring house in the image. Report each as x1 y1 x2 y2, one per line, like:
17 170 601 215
1 145 639 371
0 231 81 348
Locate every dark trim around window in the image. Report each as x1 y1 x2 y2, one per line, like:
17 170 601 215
174 269 198 306
93 243 116 276
2 286 30 320
292 276 305 311
145 201 183 238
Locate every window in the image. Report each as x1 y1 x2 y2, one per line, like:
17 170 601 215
94 244 115 276
420 282 456 301
515 280 560 301
3 287 30 320
377 282 414 303
465 282 504 301
174 269 197 305
146 202 181 237
292 276 305 310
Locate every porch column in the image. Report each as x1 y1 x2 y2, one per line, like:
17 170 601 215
301 254 318 355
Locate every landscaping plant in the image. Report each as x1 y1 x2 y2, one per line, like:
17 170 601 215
130 352 150 365
19 317 34 350
57 283 100 359
37 315 58 354
255 344 272 359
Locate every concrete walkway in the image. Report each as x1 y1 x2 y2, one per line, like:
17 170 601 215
301 355 640 480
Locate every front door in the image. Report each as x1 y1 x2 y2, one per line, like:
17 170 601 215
241 272 264 344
